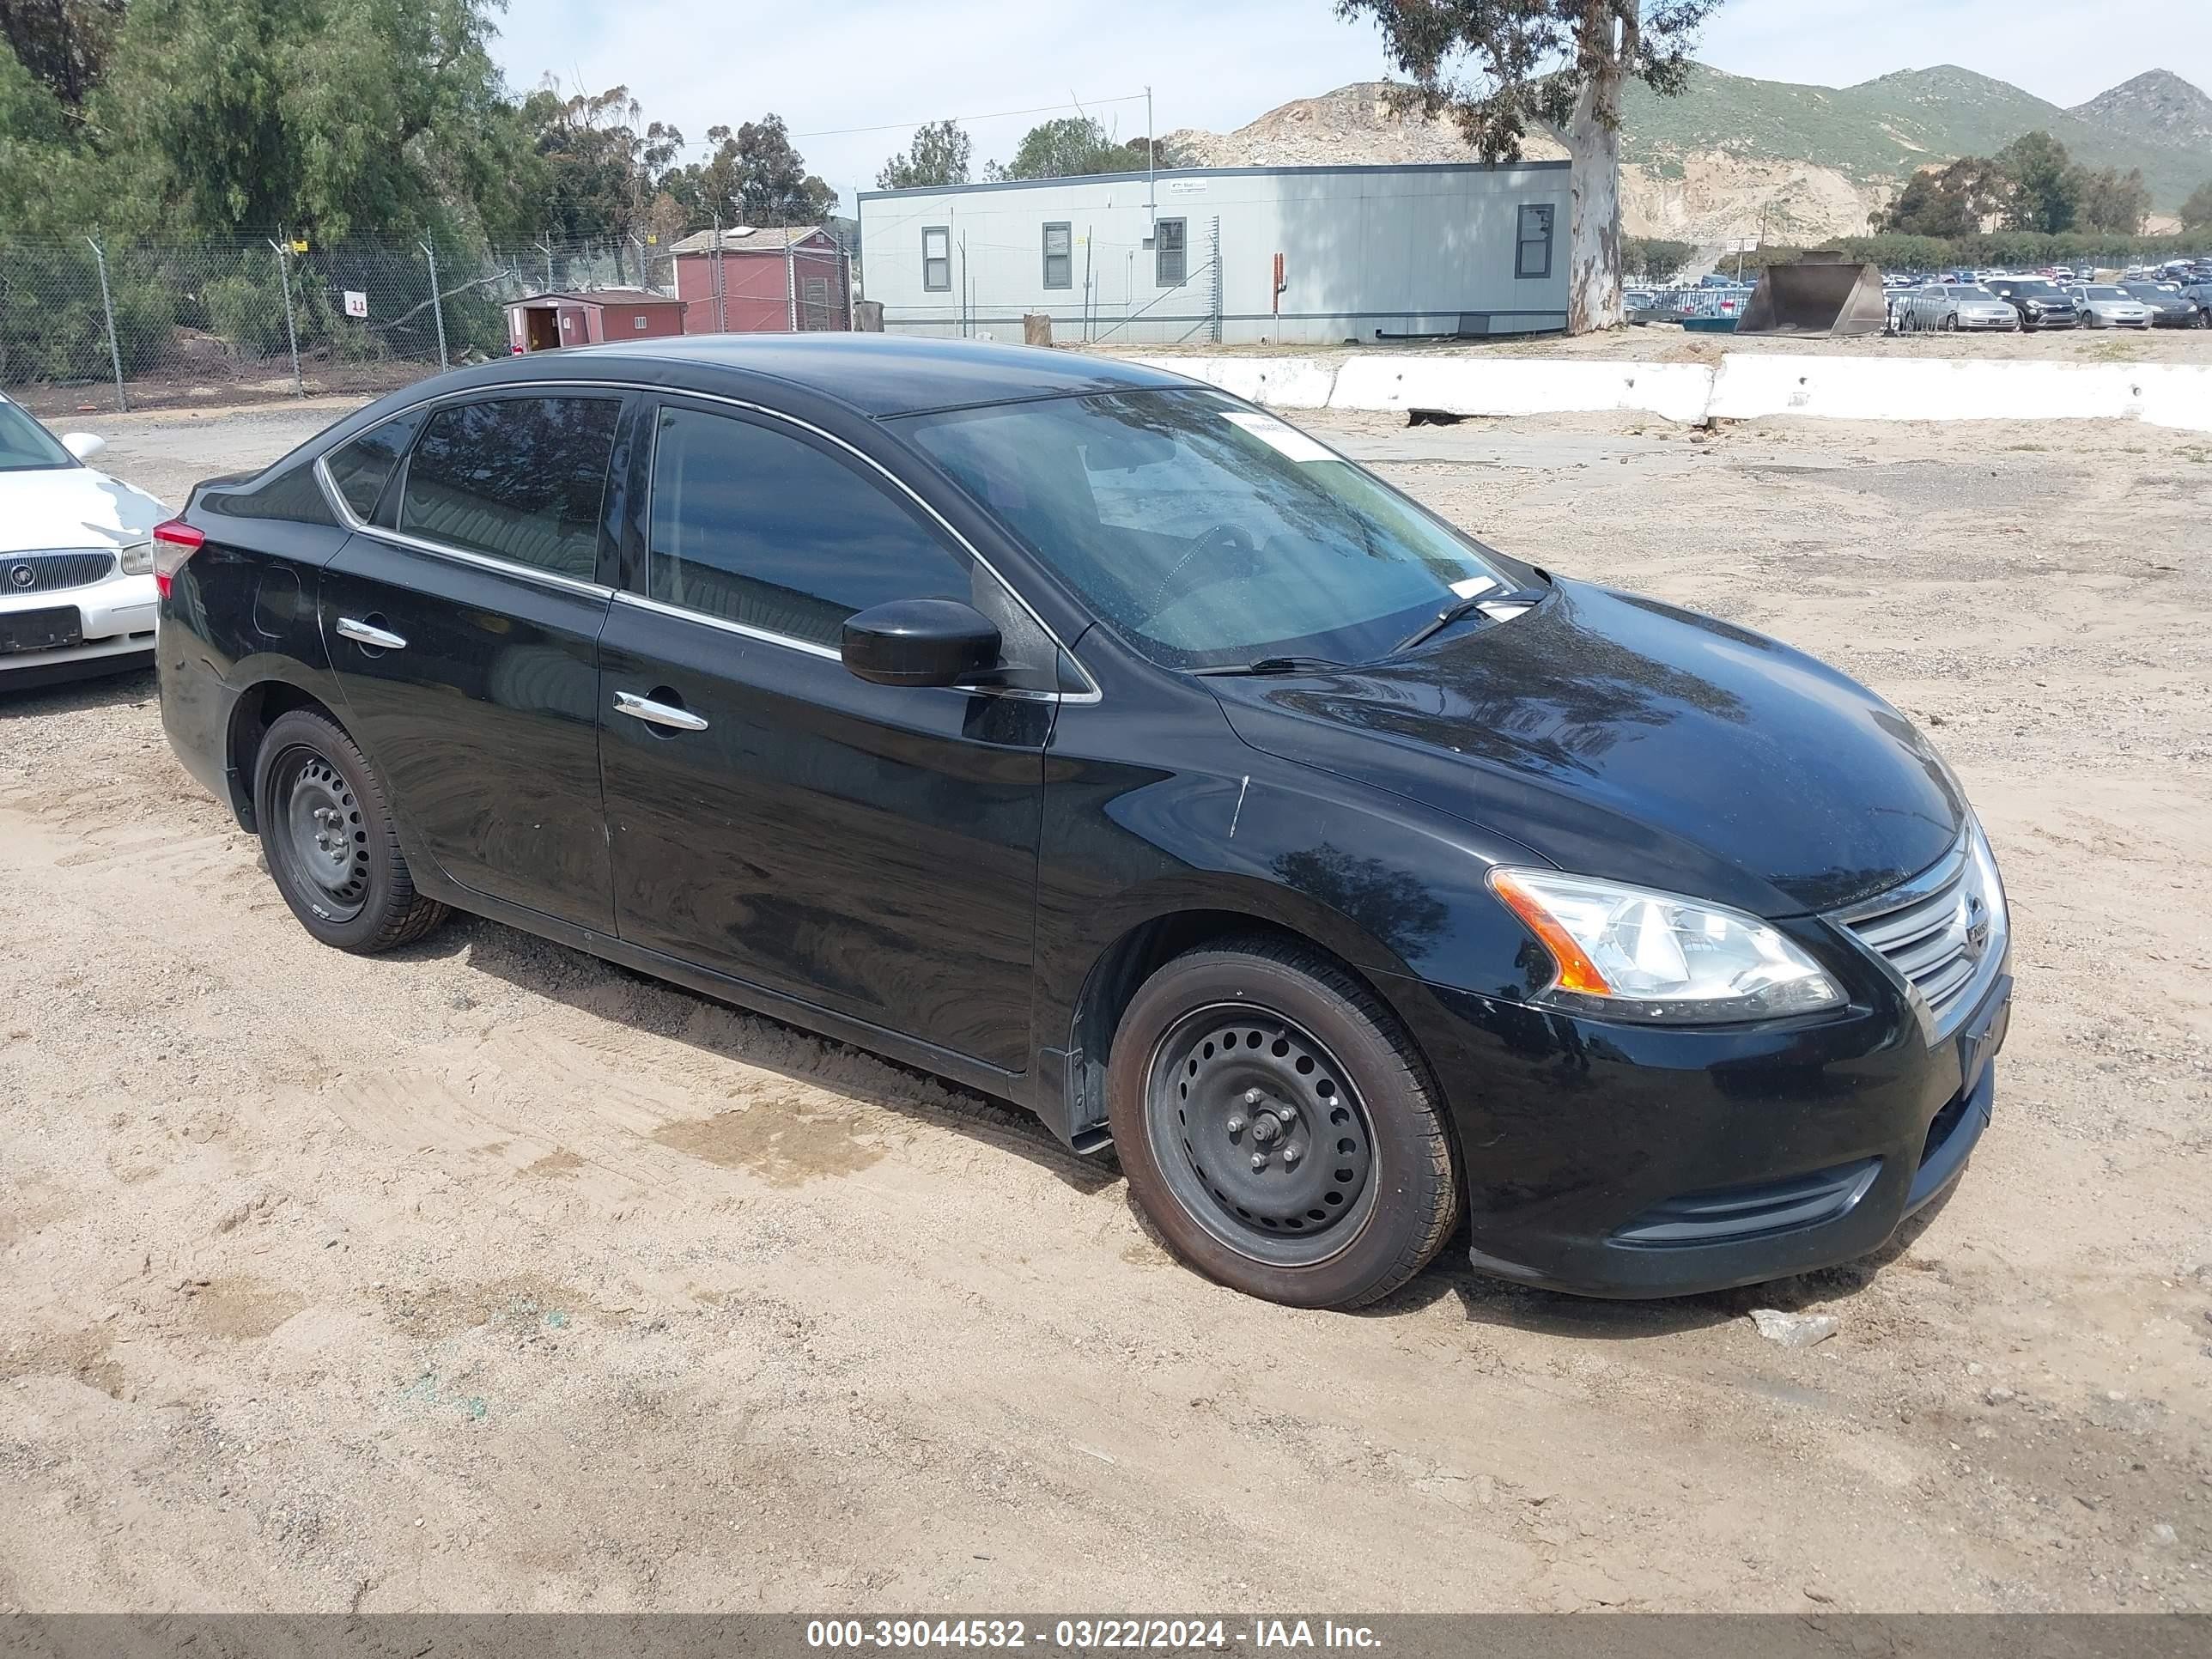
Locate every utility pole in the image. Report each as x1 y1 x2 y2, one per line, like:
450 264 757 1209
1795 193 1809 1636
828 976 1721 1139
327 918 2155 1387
1146 85 1156 228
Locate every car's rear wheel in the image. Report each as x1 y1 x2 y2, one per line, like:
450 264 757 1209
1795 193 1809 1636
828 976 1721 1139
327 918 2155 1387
254 707 447 953
1106 937 1460 1309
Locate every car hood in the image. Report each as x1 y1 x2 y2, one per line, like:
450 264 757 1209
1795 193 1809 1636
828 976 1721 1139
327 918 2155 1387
1207 580 1965 917
0 465 166 556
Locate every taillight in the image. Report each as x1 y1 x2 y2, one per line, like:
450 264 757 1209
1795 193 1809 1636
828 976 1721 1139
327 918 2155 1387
151 520 204 599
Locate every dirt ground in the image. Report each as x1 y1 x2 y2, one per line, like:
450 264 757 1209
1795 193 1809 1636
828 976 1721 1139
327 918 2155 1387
2 398 2209 1615
1114 321 2212 366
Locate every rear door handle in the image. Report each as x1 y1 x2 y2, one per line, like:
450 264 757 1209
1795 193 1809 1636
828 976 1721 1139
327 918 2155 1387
335 617 408 651
613 690 709 732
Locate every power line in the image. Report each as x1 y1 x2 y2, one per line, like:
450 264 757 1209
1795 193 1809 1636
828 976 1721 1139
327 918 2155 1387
665 92 1152 149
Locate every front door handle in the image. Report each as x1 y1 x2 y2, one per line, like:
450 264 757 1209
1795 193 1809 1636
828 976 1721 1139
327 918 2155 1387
613 690 709 732
335 617 408 651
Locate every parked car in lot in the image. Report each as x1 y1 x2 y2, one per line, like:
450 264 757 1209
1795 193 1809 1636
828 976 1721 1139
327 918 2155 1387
1985 278 2079 330
2182 282 2212 324
0 392 167 689
1893 283 2023 332
2067 284 2153 329
152 337 2013 1310
2121 283 2204 327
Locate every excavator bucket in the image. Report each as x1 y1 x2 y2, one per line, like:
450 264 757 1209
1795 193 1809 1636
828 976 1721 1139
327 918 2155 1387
1738 262 1889 337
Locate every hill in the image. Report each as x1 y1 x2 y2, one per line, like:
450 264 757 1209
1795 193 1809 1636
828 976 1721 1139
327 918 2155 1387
2069 69 2212 153
1165 63 2212 252
1620 63 2211 210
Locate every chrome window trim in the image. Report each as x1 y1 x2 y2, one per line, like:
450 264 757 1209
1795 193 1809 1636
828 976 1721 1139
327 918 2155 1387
312 378 1103 706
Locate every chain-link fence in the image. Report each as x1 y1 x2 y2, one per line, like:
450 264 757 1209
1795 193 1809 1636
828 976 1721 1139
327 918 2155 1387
0 233 691 418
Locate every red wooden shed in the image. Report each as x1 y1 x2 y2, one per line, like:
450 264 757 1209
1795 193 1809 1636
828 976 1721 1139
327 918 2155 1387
668 226 852 334
505 289 689 354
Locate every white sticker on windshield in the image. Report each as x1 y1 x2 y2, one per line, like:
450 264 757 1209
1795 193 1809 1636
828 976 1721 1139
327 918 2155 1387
1449 575 1498 600
1219 410 1335 464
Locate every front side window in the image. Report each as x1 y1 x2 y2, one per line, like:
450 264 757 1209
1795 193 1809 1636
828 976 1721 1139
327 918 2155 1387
1155 218 1186 286
922 226 951 292
1042 222 1073 289
0 398 74 471
647 405 973 649
1516 204 1555 279
901 389 1526 672
398 397 621 580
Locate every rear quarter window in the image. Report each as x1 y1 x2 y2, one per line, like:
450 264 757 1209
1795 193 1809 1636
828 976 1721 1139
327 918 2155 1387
325 410 427 523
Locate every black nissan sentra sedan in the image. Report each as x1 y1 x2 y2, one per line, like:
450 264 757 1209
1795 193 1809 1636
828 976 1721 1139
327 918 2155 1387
154 337 2011 1309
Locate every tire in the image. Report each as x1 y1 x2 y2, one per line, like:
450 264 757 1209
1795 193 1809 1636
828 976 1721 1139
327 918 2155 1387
1105 936 1460 1309
1939 313 1956 332
253 706 448 953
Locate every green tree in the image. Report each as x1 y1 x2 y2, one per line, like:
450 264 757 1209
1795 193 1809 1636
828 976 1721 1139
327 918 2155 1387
526 82 653 243
2071 165 2149 235
94 0 536 240
660 113 836 228
1333 0 1728 334
1879 157 2003 238
2185 179 2212 233
1621 235 1692 279
878 119 972 190
985 116 1183 181
0 0 125 109
1994 131 2079 235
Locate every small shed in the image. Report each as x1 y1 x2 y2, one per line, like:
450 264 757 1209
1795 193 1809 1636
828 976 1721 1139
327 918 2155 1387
666 226 853 334
505 289 688 353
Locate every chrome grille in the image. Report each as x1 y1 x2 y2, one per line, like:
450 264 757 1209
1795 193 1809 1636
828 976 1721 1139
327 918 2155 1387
3 550 116 595
1832 834 2004 1041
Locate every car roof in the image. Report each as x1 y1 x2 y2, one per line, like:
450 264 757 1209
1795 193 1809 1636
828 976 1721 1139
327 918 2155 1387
544 333 1197 418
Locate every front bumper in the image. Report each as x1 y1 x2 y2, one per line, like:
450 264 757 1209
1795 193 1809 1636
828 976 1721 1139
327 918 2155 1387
0 574 159 688
1387 961 2012 1298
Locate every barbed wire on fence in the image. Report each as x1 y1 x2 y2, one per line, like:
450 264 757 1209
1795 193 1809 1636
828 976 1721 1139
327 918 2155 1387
0 233 689 417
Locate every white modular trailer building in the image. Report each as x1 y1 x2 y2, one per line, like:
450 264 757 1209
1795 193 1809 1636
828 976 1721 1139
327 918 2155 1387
856 161 1573 347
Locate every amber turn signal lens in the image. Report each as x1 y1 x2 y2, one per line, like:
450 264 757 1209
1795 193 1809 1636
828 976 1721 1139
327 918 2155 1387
1489 868 1613 996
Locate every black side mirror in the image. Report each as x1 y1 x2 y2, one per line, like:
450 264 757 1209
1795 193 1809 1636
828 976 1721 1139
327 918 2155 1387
841 599 1001 688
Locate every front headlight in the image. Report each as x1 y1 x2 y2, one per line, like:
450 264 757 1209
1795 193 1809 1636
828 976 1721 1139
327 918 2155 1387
118 541 154 576
1489 868 1846 1024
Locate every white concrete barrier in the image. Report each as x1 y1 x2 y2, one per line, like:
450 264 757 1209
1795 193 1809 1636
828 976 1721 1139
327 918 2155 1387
1132 356 1340 410
1121 349 2212 434
1329 356 1717 425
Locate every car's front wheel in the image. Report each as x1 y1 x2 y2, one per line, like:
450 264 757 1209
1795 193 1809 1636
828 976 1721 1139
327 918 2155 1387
254 707 448 953
1106 937 1461 1308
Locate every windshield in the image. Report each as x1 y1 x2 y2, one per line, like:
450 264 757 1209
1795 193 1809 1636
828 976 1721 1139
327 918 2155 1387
0 399 76 472
2006 282 2062 298
1954 287 2000 301
2082 286 2130 301
900 389 1528 671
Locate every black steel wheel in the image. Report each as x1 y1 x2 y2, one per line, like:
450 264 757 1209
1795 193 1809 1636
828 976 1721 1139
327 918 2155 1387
270 750 372 921
1145 1004 1377 1267
1106 935 1461 1309
254 707 448 953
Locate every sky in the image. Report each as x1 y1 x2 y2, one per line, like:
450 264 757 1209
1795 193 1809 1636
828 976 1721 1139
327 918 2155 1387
486 0 2212 217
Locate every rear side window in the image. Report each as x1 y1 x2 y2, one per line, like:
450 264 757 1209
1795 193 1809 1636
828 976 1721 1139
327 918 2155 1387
646 405 971 647
398 397 620 580
200 457 338 526
324 410 424 522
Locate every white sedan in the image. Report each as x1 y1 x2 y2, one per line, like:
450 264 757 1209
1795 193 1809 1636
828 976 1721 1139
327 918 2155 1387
0 392 167 688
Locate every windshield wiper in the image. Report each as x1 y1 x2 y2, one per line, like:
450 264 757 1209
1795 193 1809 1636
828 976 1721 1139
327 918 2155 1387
1390 588 1544 657
1189 655 1351 678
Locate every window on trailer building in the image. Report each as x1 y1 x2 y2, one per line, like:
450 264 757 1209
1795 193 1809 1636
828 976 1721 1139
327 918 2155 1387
1042 222 1073 289
1516 204 1555 280
922 226 951 292
1156 218 1187 286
